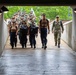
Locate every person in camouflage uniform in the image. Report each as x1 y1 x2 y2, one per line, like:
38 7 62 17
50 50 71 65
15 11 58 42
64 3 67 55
52 15 64 48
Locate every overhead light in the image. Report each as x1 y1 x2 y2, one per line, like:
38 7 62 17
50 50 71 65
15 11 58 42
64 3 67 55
74 8 76 13
0 6 9 13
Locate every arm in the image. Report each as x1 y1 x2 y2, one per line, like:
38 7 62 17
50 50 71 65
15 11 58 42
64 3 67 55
52 22 54 33
47 20 50 34
28 26 30 35
9 26 11 35
16 26 18 35
60 21 64 33
39 20 41 33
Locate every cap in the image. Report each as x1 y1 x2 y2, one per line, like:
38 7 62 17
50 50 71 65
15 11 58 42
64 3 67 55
42 13 46 16
56 15 59 18
12 21 16 23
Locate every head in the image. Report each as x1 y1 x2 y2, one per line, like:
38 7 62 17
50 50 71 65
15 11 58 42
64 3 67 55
31 20 35 24
42 13 46 19
22 20 27 25
30 10 33 14
56 15 59 21
12 21 16 26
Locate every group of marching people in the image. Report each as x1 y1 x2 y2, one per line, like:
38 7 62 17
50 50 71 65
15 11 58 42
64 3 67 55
8 10 38 49
8 9 64 49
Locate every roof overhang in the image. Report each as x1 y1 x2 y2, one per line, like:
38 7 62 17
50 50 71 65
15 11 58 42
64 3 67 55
0 0 76 6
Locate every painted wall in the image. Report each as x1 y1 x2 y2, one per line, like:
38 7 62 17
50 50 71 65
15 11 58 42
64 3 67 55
0 13 8 56
62 21 72 48
62 7 76 51
72 7 76 51
0 13 3 55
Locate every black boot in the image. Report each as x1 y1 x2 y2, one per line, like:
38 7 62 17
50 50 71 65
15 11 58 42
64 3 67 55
34 45 36 49
44 45 47 49
42 44 44 48
55 42 57 46
15 43 17 47
25 44 26 48
11 45 14 49
22 44 24 48
11 43 14 49
31 45 33 48
58 44 60 48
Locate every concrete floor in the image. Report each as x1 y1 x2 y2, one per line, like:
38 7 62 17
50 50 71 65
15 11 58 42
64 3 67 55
0 33 76 75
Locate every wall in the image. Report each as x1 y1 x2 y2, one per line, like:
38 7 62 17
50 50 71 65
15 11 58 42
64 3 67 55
62 7 76 51
0 13 3 56
2 20 8 50
0 13 8 56
72 7 76 51
62 20 72 48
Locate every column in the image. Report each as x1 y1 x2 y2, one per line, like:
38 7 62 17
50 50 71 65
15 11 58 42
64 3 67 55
72 6 76 51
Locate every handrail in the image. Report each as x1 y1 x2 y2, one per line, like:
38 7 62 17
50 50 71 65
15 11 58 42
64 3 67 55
63 20 72 25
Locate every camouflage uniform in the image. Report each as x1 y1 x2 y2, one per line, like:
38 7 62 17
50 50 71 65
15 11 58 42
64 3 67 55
52 20 64 48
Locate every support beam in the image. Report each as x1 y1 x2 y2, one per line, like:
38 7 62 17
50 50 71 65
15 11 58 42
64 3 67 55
0 13 4 56
72 6 76 51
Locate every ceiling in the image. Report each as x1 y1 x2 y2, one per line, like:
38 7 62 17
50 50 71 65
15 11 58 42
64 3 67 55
0 0 76 6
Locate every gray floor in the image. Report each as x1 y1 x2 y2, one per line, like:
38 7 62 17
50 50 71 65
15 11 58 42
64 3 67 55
0 47 76 75
0 33 76 75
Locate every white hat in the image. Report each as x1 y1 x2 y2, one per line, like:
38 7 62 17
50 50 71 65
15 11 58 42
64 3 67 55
56 15 59 18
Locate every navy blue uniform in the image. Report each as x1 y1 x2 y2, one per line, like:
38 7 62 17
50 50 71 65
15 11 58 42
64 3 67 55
29 24 38 48
9 26 17 49
19 24 28 48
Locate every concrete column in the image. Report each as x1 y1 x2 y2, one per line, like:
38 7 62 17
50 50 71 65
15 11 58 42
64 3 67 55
72 7 76 51
0 13 4 56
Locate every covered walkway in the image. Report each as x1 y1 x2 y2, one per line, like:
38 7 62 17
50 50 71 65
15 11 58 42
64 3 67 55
0 32 76 75
0 5 76 75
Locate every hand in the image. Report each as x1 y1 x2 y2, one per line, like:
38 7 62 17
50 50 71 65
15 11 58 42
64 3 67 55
16 33 18 35
48 30 50 34
36 34 38 37
9 32 10 36
62 31 64 33
39 30 41 33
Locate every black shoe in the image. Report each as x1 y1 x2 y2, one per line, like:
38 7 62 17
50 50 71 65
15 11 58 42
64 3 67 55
34 46 36 49
11 46 14 49
58 45 60 48
44 46 47 49
42 45 44 48
31 45 33 48
11 45 14 49
25 44 26 48
55 44 57 46
22 45 24 48
55 42 57 46
42 46 43 48
15 44 17 47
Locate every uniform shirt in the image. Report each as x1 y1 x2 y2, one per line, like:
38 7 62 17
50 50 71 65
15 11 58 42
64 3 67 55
29 24 38 35
19 24 28 35
52 20 64 32
20 24 28 29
